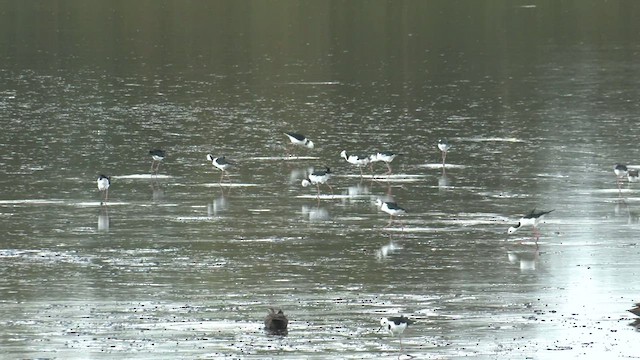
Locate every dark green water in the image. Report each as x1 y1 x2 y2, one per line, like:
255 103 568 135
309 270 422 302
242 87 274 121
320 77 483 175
1 1 640 358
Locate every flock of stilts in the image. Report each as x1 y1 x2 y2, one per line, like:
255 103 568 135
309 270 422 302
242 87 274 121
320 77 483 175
93 132 564 349
95 133 454 228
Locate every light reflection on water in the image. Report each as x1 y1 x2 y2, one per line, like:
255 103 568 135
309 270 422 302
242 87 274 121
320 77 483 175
2 19 640 360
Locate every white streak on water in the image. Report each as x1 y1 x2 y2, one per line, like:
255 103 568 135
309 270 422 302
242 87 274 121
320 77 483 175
418 163 467 169
249 156 320 161
113 174 173 179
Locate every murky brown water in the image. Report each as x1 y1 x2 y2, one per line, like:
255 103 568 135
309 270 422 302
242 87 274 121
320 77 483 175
1 1 640 358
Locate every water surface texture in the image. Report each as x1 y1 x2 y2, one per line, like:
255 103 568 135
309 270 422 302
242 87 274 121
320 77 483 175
1 1 640 359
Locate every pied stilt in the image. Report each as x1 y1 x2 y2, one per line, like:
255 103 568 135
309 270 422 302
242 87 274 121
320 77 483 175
438 138 451 168
302 168 333 197
614 164 629 192
340 150 370 176
207 154 236 183
284 132 314 156
507 209 554 241
614 164 629 178
629 169 639 183
379 316 415 351
369 151 401 175
376 198 407 227
97 174 110 205
149 149 166 174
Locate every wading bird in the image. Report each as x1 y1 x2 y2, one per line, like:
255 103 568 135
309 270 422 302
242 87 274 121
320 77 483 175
97 174 110 205
507 209 554 241
284 132 314 156
380 315 415 351
340 150 370 177
149 149 166 174
302 168 333 198
376 198 407 228
438 138 451 168
615 163 628 184
369 151 401 175
207 154 236 184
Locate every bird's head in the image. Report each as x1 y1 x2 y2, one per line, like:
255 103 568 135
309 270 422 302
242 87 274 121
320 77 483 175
507 225 519 234
379 318 388 327
301 179 311 187
378 318 391 332
305 140 314 149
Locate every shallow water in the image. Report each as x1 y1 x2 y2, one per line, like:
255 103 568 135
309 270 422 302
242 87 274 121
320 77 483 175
2 1 640 359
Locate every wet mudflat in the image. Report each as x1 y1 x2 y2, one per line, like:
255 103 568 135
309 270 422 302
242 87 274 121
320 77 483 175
2 1 640 359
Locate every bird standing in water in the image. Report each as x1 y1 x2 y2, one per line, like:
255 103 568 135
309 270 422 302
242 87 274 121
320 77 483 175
380 315 415 351
507 209 554 241
207 154 236 184
376 198 407 228
302 168 333 198
340 150 370 177
369 151 401 175
149 149 166 174
284 132 314 157
438 138 451 169
97 175 110 205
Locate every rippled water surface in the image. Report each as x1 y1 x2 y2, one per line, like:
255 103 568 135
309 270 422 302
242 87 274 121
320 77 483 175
1 1 640 359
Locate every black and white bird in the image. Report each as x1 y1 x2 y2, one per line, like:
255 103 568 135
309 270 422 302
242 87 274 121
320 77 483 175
97 174 111 205
380 315 415 350
614 163 629 178
149 149 166 174
507 209 554 240
284 132 314 156
302 168 333 197
376 198 407 227
438 138 451 167
340 150 370 176
369 151 401 175
207 154 236 183
264 307 289 335
628 169 639 183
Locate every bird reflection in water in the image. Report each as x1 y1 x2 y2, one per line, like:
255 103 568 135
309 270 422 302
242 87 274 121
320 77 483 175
507 246 539 271
289 166 315 185
438 173 451 189
207 193 228 217
301 204 329 222
376 237 402 261
97 207 109 233
376 240 402 260
613 200 640 224
341 181 370 204
150 179 165 202
371 179 399 198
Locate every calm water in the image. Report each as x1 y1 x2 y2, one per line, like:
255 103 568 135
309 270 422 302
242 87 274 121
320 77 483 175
1 1 640 358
